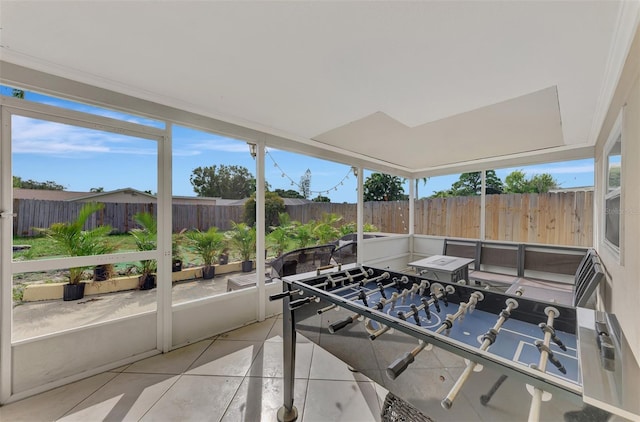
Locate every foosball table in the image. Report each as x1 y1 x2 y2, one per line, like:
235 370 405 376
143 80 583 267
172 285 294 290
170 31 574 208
271 263 640 422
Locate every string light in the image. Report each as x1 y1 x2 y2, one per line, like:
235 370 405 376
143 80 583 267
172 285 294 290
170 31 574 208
266 148 353 196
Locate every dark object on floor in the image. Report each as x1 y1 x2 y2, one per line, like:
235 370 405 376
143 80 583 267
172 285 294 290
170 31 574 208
564 405 611 422
381 392 434 422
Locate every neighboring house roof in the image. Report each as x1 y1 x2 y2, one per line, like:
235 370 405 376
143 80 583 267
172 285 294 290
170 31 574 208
548 186 595 193
13 188 89 201
69 188 157 202
282 198 313 206
12 188 312 205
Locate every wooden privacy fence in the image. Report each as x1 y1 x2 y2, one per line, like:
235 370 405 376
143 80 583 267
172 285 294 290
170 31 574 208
285 191 594 247
13 191 593 247
13 199 244 236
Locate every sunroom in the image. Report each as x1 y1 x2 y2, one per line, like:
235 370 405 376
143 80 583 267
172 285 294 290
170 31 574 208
1 1 639 421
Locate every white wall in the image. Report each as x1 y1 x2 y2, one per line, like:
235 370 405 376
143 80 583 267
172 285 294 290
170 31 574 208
595 19 640 365
360 235 411 270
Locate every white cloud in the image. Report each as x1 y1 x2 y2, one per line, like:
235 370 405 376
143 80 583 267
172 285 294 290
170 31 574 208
12 116 156 156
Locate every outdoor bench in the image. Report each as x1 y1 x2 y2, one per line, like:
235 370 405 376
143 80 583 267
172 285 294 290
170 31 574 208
442 238 600 306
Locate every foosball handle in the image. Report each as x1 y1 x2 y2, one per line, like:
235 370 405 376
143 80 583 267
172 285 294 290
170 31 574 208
386 352 414 380
269 289 299 301
329 316 356 334
289 297 315 310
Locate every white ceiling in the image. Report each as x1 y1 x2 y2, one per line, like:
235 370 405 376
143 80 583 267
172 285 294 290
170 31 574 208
0 1 634 176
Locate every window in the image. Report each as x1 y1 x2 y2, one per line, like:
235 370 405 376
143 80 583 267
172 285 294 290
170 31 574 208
603 113 622 255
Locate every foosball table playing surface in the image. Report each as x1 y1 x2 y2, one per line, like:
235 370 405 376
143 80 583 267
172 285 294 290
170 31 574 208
272 264 639 422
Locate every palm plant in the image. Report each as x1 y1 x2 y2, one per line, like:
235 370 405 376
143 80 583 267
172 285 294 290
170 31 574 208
267 212 294 256
172 229 187 271
228 222 256 272
129 211 157 283
293 221 316 248
313 213 342 244
42 202 112 285
185 227 226 279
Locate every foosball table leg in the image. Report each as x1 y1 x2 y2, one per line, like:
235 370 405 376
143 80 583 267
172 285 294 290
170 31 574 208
277 287 299 422
480 374 508 406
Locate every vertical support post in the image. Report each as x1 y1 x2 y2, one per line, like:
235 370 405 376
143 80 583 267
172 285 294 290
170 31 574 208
255 142 266 321
480 170 486 240
356 167 364 264
0 106 13 403
157 127 172 353
409 178 415 257
278 281 298 422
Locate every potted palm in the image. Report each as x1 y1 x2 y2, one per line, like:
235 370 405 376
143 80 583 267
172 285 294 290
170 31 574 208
129 211 157 290
41 202 112 300
229 222 256 272
172 229 187 272
185 227 226 279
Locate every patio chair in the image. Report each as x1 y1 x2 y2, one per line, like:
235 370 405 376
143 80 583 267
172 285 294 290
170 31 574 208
269 244 336 279
331 241 357 265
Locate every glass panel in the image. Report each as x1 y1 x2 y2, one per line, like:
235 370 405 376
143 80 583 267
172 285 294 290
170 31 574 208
607 134 621 192
605 195 620 248
171 125 256 303
489 160 595 246
363 169 409 234
13 259 158 341
415 173 481 238
12 115 158 257
265 149 358 244
2 85 165 129
11 114 158 340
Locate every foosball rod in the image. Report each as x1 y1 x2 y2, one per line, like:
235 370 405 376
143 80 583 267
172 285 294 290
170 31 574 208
441 291 523 410
327 271 391 294
314 267 372 290
527 306 560 422
327 275 409 332
386 291 484 380
368 283 452 340
317 275 404 315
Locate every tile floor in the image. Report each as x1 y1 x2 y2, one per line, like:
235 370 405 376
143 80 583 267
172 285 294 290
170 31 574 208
0 315 388 422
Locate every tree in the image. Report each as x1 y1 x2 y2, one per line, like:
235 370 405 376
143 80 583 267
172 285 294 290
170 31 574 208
430 190 453 198
90 187 105 193
450 171 503 196
13 176 65 190
529 173 559 193
190 164 255 199
363 173 406 201
312 194 331 202
504 170 530 193
415 177 429 199
274 188 305 199
244 191 286 227
299 169 311 199
12 89 25 99
503 170 559 193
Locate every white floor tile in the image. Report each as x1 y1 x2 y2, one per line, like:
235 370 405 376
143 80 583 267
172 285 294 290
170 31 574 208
186 339 263 377
309 345 373 382
59 373 179 422
139 375 243 422
221 377 308 422
218 317 277 341
302 379 381 422
248 341 314 379
0 372 117 422
124 339 212 375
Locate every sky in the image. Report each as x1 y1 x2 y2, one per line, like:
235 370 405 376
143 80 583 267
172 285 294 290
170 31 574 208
4 86 594 203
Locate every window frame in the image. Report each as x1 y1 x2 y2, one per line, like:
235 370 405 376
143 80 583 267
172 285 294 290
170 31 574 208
602 111 623 260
